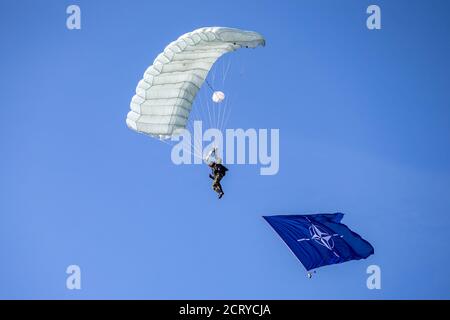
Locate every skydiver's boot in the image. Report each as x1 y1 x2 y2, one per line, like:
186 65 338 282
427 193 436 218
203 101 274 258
213 184 220 196
217 184 224 199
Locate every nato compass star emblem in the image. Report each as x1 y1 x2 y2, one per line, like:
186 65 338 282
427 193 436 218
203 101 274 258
297 219 343 257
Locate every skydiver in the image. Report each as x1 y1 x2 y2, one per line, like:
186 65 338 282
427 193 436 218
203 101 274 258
205 148 228 199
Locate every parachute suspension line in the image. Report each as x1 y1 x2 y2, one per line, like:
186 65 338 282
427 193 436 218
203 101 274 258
215 60 224 132
219 96 228 133
210 92 217 129
183 132 204 161
222 56 244 131
187 104 205 159
213 56 228 134
217 99 224 133
221 95 233 133
186 121 205 159
159 136 203 162
209 90 219 128
211 63 219 129
190 87 220 160
204 79 214 130
195 90 206 124
202 84 213 131
212 59 218 90
219 93 231 133
218 58 232 133
214 61 222 131
227 90 238 128
205 79 215 92
190 103 200 124
191 94 205 127
190 94 208 157
222 57 232 88
216 96 223 131
203 56 233 134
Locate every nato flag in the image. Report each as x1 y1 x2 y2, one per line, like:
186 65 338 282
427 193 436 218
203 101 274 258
263 213 374 271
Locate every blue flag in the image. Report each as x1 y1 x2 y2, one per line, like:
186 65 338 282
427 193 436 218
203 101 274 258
263 213 374 271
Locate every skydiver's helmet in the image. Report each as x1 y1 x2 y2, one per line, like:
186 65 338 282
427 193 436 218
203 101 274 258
216 157 222 165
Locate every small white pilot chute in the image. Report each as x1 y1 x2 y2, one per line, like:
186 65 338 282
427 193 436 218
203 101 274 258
212 91 225 103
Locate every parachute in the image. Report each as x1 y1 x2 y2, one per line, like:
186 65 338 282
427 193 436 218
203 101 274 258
212 91 225 103
126 27 265 144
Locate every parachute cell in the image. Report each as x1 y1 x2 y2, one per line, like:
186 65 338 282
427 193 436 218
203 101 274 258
126 27 265 140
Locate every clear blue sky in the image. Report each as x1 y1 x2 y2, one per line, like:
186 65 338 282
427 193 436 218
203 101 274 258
1 0 450 299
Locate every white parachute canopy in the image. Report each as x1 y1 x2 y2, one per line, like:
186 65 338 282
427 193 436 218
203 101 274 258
126 27 265 140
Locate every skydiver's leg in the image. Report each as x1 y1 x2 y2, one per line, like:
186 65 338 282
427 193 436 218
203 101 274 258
212 176 221 194
217 182 224 199
216 174 223 184
216 175 224 198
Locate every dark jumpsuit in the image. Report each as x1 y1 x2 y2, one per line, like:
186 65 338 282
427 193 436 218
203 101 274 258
209 163 228 194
